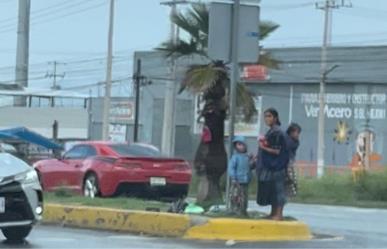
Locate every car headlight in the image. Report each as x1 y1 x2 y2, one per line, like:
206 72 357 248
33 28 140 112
15 169 39 184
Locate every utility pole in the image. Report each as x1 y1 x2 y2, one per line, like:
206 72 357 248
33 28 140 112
226 0 241 209
47 61 65 90
160 0 178 156
133 59 142 143
132 59 151 142
160 0 195 156
316 0 352 178
14 0 31 107
364 86 372 171
102 0 115 141
132 59 152 143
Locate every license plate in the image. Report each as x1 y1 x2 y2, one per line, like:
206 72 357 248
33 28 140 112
150 177 166 186
0 197 5 214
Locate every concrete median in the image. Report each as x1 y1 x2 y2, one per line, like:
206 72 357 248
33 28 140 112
43 203 312 241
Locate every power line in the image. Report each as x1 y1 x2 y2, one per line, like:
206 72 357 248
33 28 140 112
0 0 88 27
263 1 315 11
0 0 106 34
62 77 130 91
0 55 131 72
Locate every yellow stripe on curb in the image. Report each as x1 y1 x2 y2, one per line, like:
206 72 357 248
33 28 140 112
43 204 312 241
184 218 312 241
43 204 191 237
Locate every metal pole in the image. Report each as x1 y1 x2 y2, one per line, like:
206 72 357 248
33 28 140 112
327 5 333 46
289 85 294 124
102 0 115 141
14 0 30 107
53 61 57 89
317 0 330 178
226 0 240 209
161 0 178 156
133 59 141 142
364 85 371 171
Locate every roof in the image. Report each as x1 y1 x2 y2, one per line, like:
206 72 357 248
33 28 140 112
0 107 89 140
79 141 119 146
0 127 62 150
135 45 387 85
0 87 89 99
263 45 387 84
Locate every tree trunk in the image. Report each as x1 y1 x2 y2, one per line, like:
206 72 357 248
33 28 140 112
196 174 223 206
194 106 227 207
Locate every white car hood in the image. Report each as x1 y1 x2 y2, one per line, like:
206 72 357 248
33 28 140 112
0 152 31 178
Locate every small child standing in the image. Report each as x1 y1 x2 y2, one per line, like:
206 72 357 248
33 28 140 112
228 136 253 216
285 123 302 197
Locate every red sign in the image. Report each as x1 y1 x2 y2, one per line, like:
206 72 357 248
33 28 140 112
241 65 268 81
109 101 134 122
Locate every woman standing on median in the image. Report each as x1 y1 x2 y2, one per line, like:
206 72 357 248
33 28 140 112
256 108 289 221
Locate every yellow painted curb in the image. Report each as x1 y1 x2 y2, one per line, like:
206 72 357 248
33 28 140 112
43 204 191 237
43 204 312 241
185 218 312 241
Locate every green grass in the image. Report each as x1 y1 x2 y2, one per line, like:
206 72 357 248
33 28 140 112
45 169 387 212
190 169 387 209
292 170 387 209
44 192 170 212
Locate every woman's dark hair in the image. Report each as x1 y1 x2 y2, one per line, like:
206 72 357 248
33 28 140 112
264 108 281 126
287 122 302 135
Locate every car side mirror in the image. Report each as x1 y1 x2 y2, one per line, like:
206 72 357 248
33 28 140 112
54 150 65 160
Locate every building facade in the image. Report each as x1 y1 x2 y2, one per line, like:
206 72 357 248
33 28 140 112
90 46 387 171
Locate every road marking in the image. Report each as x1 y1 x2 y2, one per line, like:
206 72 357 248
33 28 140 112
107 235 157 240
38 238 76 242
313 235 345 242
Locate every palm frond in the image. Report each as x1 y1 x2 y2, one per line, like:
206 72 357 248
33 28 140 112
181 64 227 94
190 3 209 40
259 51 281 69
259 21 280 41
236 83 257 122
172 3 209 53
172 11 200 41
156 39 203 58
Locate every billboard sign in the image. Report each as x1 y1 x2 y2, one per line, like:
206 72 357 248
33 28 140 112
109 101 134 123
208 2 260 63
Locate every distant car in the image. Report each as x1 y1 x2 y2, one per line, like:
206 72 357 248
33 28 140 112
34 142 192 198
0 152 43 241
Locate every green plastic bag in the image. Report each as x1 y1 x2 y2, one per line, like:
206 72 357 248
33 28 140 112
184 203 205 214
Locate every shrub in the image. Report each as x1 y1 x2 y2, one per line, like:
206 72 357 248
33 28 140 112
355 170 387 202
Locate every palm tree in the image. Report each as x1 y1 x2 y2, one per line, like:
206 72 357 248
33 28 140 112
157 3 280 206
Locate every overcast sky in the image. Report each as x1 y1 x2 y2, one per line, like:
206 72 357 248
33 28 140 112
0 0 387 93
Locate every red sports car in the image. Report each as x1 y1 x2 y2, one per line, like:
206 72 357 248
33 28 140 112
33 141 192 198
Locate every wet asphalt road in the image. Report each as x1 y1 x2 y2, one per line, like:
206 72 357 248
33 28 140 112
0 203 386 249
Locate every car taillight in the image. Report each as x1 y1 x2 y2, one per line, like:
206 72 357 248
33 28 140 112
115 160 142 168
175 163 190 171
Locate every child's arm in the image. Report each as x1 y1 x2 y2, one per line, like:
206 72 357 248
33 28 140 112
248 153 256 170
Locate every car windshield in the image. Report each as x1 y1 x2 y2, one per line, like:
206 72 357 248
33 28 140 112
109 144 161 157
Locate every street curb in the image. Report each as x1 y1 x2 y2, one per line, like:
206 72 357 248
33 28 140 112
43 204 191 237
184 218 312 241
43 204 312 241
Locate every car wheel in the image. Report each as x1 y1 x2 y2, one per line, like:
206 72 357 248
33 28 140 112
2 226 32 241
83 173 99 198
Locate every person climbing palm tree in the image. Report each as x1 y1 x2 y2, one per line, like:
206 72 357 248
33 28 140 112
157 3 280 206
